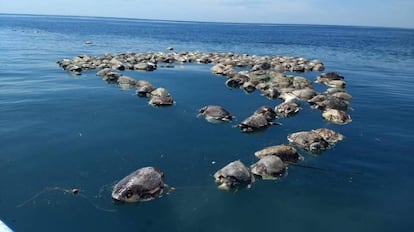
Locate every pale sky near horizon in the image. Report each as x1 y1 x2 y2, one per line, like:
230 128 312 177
1 0 413 28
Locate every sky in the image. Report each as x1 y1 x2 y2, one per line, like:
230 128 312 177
1 0 413 28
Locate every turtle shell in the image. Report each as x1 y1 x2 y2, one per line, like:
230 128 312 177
275 102 300 117
312 128 344 145
254 106 276 121
213 160 253 190
287 131 329 154
199 105 232 122
250 155 286 180
238 114 270 132
322 109 352 125
149 95 174 106
254 144 300 162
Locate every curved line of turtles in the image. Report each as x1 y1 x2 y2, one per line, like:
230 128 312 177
57 49 352 203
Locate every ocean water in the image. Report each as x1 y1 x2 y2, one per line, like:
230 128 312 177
1 14 414 232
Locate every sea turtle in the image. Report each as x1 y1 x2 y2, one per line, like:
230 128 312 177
330 92 352 101
149 95 174 106
136 85 156 97
242 81 256 93
312 128 344 145
254 105 277 122
310 95 349 111
261 87 280 100
236 113 278 132
150 87 171 98
326 80 346 88
291 88 316 100
325 87 346 95
213 160 254 190
275 102 301 117
315 72 344 84
322 109 352 124
112 167 169 203
198 105 233 123
287 131 330 154
250 155 286 180
225 74 249 89
149 87 174 106
254 144 300 162
135 80 156 97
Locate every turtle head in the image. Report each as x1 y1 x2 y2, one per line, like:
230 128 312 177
198 106 208 114
111 180 141 203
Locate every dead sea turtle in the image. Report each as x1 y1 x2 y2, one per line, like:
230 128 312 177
250 155 286 180
112 167 170 203
149 95 174 106
322 109 352 124
237 113 278 132
287 131 330 154
312 128 344 145
149 88 174 106
135 80 155 97
136 85 156 97
254 105 277 121
275 102 301 118
315 72 344 86
198 105 233 123
214 160 254 190
310 95 349 111
254 144 300 162
150 87 171 98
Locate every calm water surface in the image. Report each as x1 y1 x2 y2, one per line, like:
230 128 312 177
0 14 414 232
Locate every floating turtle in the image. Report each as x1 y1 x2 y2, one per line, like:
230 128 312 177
225 74 249 89
254 105 277 121
149 95 174 106
213 160 254 190
136 85 156 97
198 105 233 123
136 80 156 97
275 102 301 118
112 167 170 203
118 76 137 90
287 131 330 154
326 80 346 88
237 113 279 133
325 87 346 95
322 109 352 124
310 95 349 111
242 81 256 93
250 155 286 180
312 128 344 145
315 72 344 84
149 88 174 106
254 144 300 162
330 91 352 101
261 87 280 100
291 88 316 100
150 87 171 98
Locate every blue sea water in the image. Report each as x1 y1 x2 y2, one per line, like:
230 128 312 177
1 14 414 232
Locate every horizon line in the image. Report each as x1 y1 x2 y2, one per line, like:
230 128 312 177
1 12 413 30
